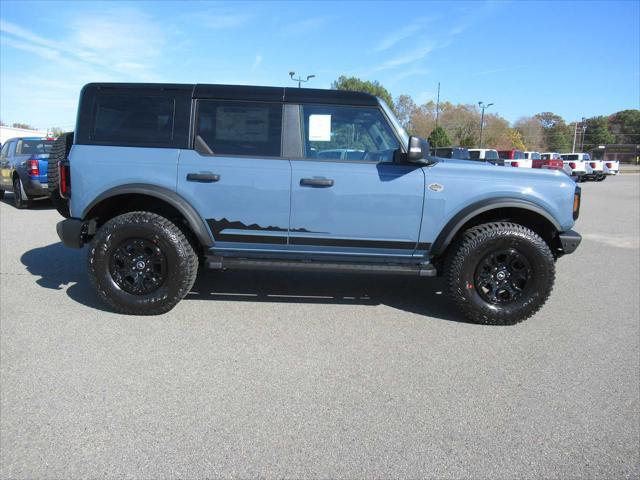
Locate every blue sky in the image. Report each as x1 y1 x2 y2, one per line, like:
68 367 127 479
1 0 638 130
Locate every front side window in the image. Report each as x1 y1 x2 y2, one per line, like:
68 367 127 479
486 150 499 160
196 100 282 157
301 105 400 162
469 150 480 160
91 94 176 146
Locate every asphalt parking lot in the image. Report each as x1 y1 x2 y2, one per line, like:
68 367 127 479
1 174 639 479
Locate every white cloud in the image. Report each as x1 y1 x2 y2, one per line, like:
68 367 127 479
373 18 432 52
374 43 435 71
251 55 263 72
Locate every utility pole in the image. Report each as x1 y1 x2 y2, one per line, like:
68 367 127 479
289 71 315 88
572 117 586 153
435 82 440 129
478 101 493 148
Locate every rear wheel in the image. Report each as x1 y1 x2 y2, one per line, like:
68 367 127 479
12 176 31 209
445 222 555 325
87 211 198 315
596 174 606 182
47 132 73 218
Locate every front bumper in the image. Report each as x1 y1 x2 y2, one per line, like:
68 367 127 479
56 218 88 249
557 230 582 255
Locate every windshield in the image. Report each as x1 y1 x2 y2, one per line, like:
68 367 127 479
379 98 409 148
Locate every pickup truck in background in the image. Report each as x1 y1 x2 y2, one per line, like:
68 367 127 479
530 151 564 170
498 149 530 168
429 147 470 160
468 148 504 165
542 152 575 177
603 159 620 176
561 153 605 181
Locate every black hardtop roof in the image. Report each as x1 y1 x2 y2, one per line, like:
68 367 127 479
83 82 380 106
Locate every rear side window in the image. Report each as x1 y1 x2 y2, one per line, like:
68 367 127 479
76 85 192 148
196 100 282 157
92 95 175 145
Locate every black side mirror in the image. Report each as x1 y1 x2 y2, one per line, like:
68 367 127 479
407 136 430 163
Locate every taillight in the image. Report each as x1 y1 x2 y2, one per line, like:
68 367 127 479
569 162 576 169
59 161 71 198
27 157 39 176
511 162 519 167
590 162 597 168
606 162 612 168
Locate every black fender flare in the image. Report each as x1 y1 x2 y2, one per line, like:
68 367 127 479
430 197 562 255
81 184 214 247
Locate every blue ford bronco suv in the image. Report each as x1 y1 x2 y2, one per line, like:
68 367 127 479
52 83 581 324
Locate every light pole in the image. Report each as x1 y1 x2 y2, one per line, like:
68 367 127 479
478 101 493 148
289 71 315 88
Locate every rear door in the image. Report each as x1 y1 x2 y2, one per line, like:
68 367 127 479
288 103 425 258
177 99 292 252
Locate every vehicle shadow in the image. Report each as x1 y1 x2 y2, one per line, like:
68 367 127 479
20 242 472 323
1 194 55 210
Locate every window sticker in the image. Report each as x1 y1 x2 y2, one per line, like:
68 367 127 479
309 114 331 142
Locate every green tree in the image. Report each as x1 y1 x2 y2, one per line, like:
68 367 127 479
394 94 417 131
608 109 640 144
428 126 451 147
332 76 395 112
507 129 526 150
533 112 572 152
583 116 615 152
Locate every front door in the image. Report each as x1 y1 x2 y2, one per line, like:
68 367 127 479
0 140 15 189
289 104 425 258
177 99 291 252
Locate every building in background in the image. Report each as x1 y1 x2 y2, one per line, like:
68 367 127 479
1 126 49 145
590 144 640 164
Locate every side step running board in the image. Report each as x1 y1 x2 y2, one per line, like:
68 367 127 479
205 256 437 277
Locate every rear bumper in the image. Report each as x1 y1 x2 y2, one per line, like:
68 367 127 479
23 176 49 197
557 230 582 255
56 218 87 249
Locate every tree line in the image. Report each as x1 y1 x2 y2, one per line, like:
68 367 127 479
332 76 640 152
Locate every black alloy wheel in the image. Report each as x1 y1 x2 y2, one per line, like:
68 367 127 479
109 238 168 295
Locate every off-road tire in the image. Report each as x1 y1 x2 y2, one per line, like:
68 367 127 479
47 132 73 218
445 222 555 325
12 176 31 209
87 211 199 315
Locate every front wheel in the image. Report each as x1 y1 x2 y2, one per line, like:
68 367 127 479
596 174 606 182
87 211 199 315
445 222 555 325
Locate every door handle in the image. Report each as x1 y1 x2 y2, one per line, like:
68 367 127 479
186 172 220 183
300 178 334 187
